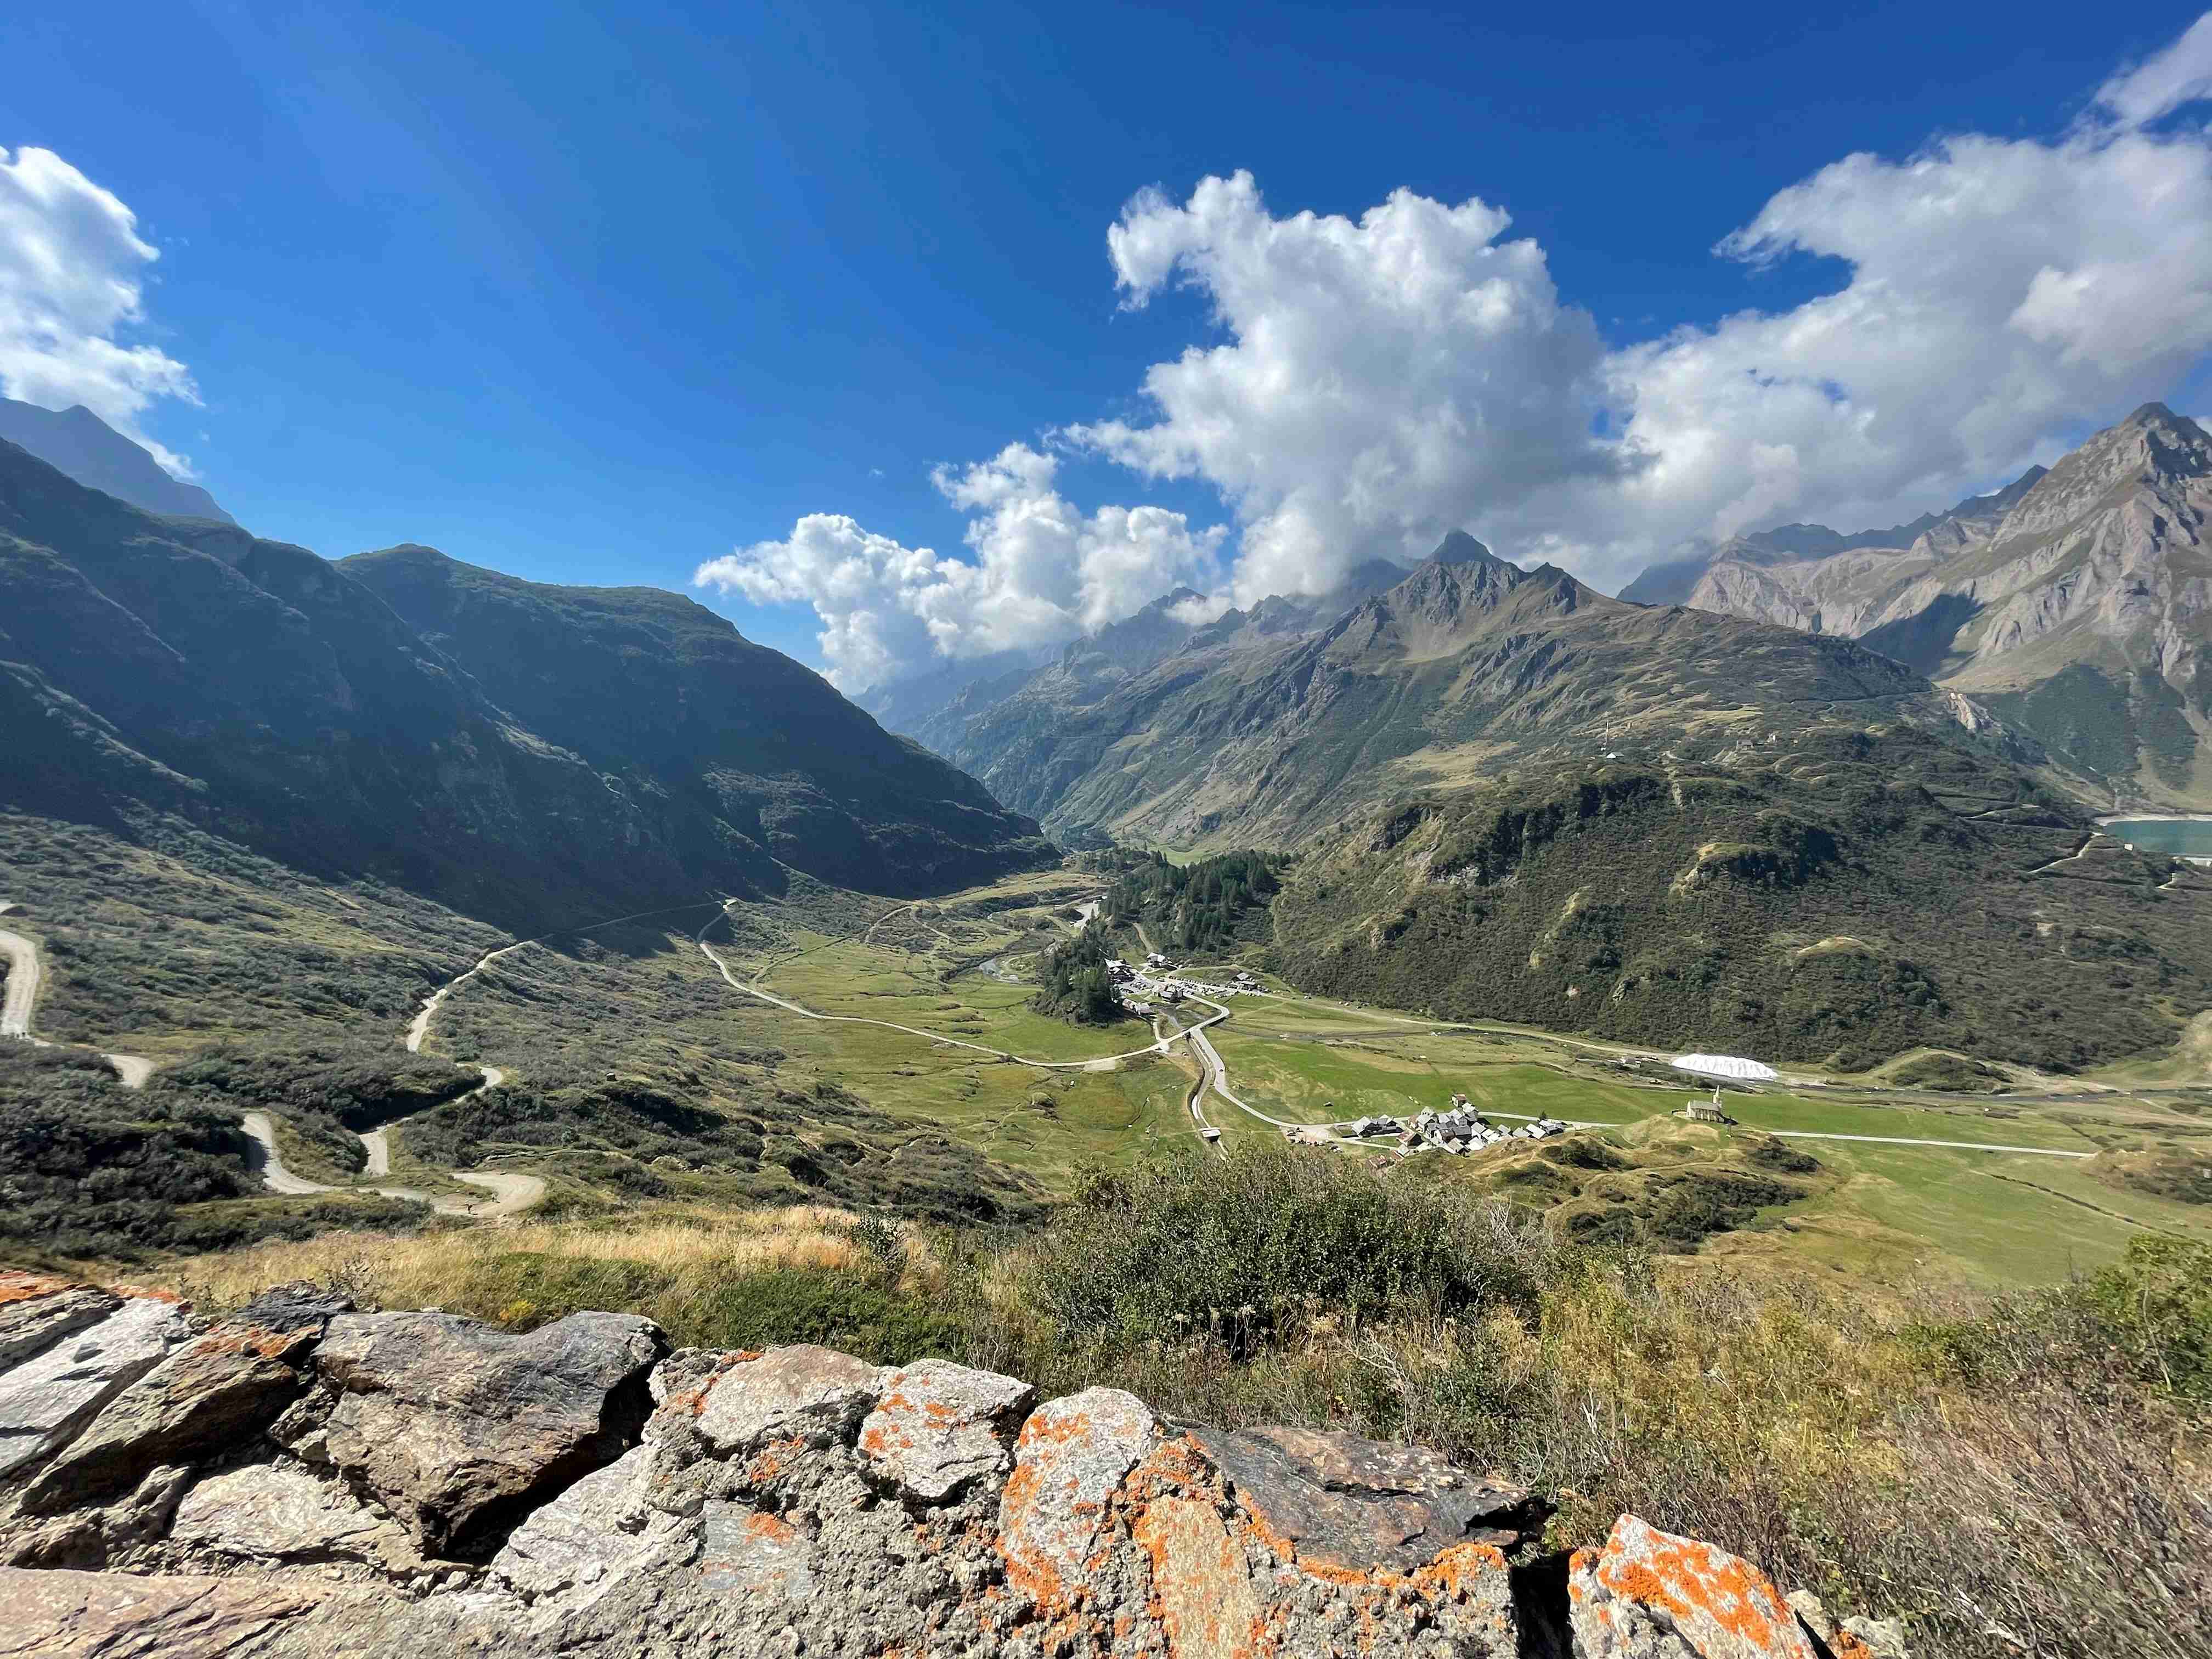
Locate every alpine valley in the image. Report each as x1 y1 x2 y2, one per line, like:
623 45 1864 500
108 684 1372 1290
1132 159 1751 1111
4 273 2211 1659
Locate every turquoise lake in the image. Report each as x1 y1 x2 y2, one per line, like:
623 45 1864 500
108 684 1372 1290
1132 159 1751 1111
2105 818 2212 856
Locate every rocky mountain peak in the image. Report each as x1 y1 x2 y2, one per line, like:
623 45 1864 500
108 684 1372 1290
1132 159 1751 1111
1989 403 2212 546
1430 528 1500 566
1137 584 1206 615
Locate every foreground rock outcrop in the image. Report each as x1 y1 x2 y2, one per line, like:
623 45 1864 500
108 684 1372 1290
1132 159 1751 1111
0 1272 1901 1657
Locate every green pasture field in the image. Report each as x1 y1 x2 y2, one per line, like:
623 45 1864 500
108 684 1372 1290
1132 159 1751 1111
408 867 2212 1282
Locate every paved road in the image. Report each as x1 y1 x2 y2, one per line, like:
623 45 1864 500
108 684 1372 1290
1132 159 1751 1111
0 923 156 1088
1184 995 1346 1137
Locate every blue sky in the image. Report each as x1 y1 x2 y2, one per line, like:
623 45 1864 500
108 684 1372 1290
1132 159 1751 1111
6 2 2212 685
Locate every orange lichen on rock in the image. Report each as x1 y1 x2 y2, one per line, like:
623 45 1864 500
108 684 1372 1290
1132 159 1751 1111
1410 1541 1510 1601
0 1268 81 1307
738 1512 797 1545
1574 1515 1818 1659
1135 1497 1263 1659
188 1325 296 1361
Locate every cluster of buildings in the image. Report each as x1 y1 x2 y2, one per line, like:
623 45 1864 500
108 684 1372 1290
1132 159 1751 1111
1346 1092 1567 1155
1104 955 1261 1010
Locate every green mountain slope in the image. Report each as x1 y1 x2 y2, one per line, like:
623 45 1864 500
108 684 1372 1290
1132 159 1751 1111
1265 733 2212 1071
0 444 1051 928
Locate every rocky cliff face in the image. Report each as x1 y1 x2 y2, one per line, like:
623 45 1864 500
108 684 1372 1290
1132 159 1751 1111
0 1269 1906 1659
1663 407 2212 805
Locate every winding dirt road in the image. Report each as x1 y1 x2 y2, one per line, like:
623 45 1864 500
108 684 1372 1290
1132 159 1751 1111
238 1080 541 1217
406 944 536 1052
0 920 156 1088
0 923 41 1039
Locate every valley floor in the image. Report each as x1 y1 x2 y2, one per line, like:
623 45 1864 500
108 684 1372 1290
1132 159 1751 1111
4 810 2207 1289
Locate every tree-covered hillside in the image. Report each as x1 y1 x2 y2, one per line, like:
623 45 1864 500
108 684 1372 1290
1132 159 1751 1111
1266 726 2212 1071
1104 850 1283 954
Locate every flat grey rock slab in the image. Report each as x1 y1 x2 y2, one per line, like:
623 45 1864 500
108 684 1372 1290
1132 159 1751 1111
693 1345 884 1456
489 1445 686 1607
169 1462 414 1568
26 1288 349 1511
0 1274 121 1375
1184 1424 1539 1574
276 1310 667 1553
0 1299 187 1480
857 1357 1034 1502
0 1564 324 1658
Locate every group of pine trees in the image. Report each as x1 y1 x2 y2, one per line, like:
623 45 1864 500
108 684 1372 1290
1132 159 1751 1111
1031 921 1126 1025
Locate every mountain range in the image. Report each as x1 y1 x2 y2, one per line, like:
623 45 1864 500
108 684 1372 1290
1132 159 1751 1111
6 392 2209 1071
0 440 1050 929
837 520 2209 1070
1629 405 2211 808
0 398 234 524
922 529 2030 849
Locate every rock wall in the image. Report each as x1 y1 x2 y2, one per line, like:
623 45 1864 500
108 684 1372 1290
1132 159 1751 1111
0 1270 1903 1658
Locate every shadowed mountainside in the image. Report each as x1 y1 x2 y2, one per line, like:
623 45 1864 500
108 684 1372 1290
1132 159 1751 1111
0 398 234 524
340 545 1054 900
0 444 1051 929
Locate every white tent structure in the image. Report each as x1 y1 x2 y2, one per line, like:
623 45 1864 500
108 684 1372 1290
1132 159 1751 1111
1671 1052 1778 1107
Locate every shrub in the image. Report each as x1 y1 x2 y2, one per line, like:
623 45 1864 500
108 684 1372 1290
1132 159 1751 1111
1016 1146 1557 1344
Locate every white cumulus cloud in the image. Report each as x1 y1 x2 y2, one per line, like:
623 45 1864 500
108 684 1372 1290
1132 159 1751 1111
695 443 1223 690
0 146 198 476
1070 171 1622 602
1069 24 2212 595
721 16 2212 681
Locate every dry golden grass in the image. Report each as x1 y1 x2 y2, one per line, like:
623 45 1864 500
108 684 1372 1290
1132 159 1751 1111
133 1203 955 1341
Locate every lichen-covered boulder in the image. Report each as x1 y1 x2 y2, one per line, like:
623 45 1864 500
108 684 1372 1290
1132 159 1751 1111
1570 1514 1820 1659
272 1310 667 1553
25 1286 349 1513
997 1386 1158 1615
